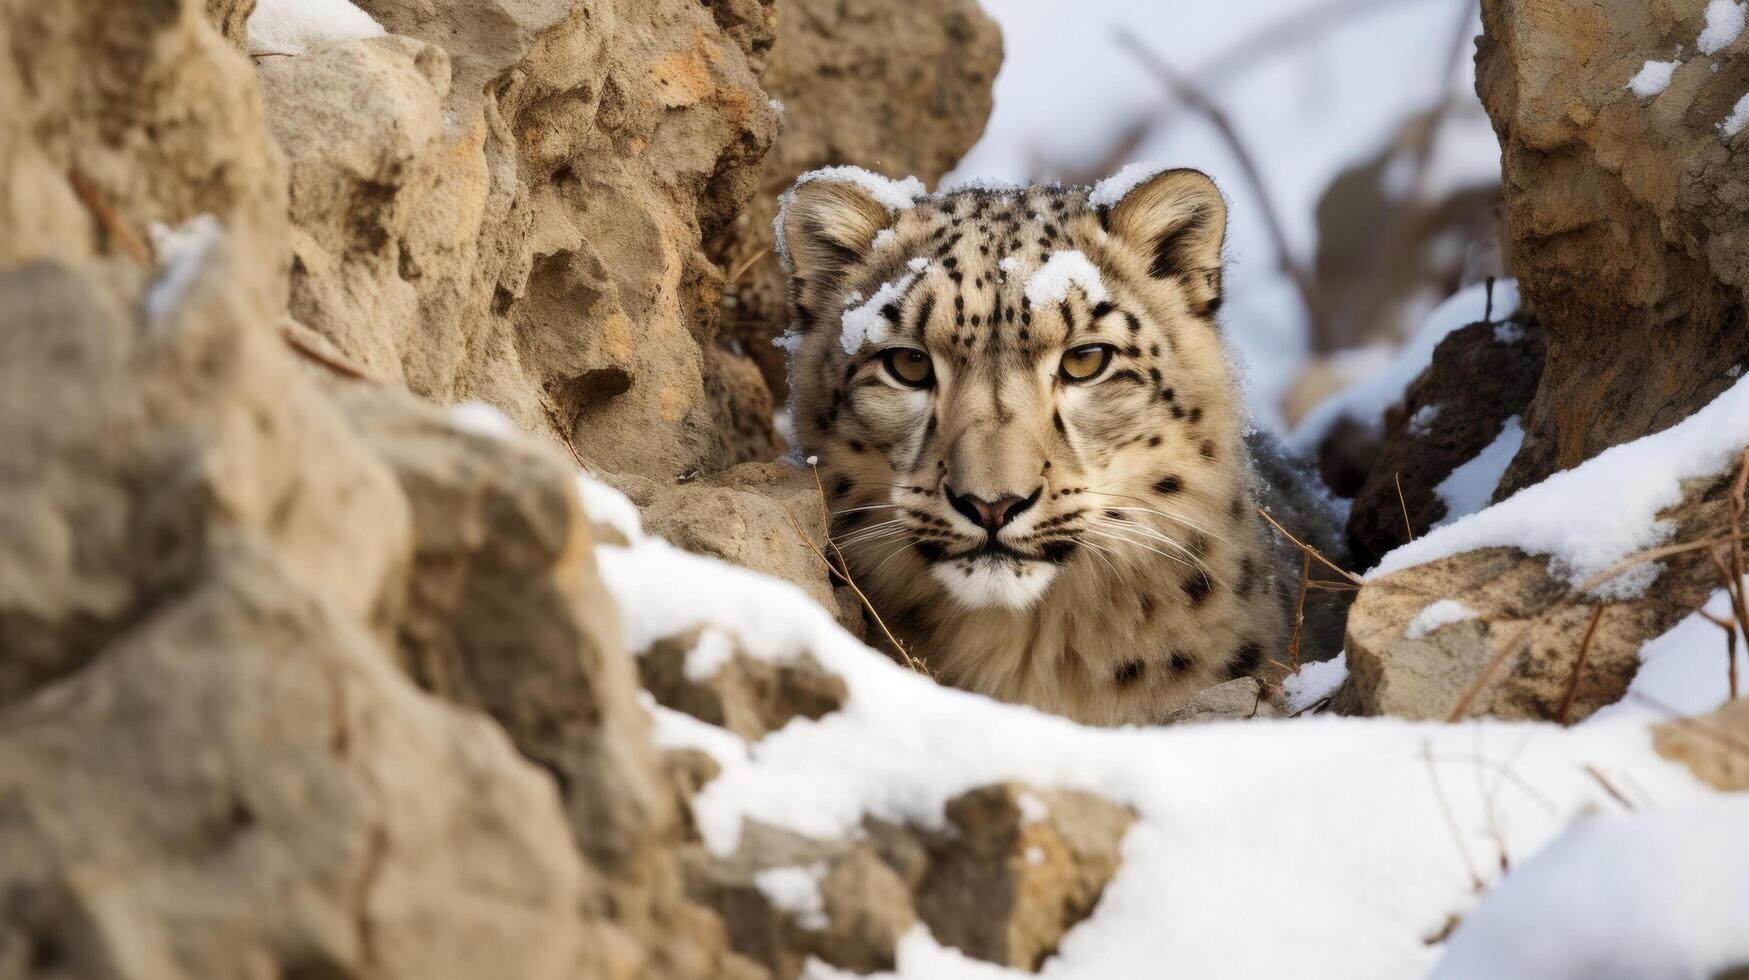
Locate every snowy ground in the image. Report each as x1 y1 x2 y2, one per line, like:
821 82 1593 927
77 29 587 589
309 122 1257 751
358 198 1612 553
573 387 1749 977
950 0 1502 431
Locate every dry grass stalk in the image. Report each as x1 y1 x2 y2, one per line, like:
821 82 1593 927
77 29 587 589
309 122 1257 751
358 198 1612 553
67 169 151 264
1395 472 1416 543
784 463 928 675
280 326 378 382
1256 507 1364 586
1287 551 1312 672
1581 764 1636 811
1422 740 1485 893
1447 525 1749 723
1556 604 1607 725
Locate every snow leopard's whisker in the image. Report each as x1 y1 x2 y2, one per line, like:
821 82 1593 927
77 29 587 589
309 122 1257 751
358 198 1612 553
1085 527 1195 571
835 519 908 545
1074 537 1125 577
1087 524 1226 588
1093 508 1231 556
865 538 922 580
1083 490 1231 543
837 529 912 557
831 502 905 517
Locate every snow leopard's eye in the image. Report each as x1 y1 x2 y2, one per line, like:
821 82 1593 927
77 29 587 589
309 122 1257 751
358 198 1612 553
882 348 935 388
1059 344 1114 383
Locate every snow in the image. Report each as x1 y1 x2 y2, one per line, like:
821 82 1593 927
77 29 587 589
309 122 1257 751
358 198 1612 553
1023 251 1111 307
1432 414 1523 527
839 272 919 355
1281 653 1348 713
683 627 736 682
1721 91 1749 137
447 401 518 439
1372 374 1749 595
1697 0 1746 55
1492 320 1524 344
1015 790 1049 826
144 214 224 322
575 474 643 544
583 505 1730 977
1593 590 1749 723
1429 795 1749 979
872 229 899 251
1293 279 1520 453
1088 161 1169 208
1405 404 1442 438
246 0 384 55
775 167 927 268
753 864 831 931
1628 59 1680 97
1405 600 1480 640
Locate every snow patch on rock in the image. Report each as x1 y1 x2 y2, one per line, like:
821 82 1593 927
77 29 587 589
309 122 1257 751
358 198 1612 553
1405 600 1479 639
1627 59 1679 97
246 0 384 55
1432 414 1523 527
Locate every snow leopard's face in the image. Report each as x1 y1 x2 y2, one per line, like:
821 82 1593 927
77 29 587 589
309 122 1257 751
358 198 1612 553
781 169 1254 629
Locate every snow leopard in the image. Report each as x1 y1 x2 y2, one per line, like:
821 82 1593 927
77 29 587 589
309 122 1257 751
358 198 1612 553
777 165 1302 725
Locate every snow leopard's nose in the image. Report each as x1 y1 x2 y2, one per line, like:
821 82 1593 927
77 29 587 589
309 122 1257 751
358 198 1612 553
945 485 1041 535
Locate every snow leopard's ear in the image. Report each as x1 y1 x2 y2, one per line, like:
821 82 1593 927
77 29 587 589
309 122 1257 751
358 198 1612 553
779 175 897 282
1103 168 1227 314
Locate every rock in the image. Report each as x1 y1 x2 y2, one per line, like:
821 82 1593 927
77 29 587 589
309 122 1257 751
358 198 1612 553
1162 677 1281 724
260 0 781 480
338 384 759 979
0 0 288 310
617 461 862 633
682 823 904 980
914 784 1134 971
0 248 593 979
716 0 1003 402
639 628 849 742
1345 315 1544 568
206 0 256 48
1335 474 1737 722
1653 698 1749 791
1476 0 1749 491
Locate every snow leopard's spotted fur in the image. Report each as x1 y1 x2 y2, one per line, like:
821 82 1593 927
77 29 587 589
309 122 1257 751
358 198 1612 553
779 168 1290 725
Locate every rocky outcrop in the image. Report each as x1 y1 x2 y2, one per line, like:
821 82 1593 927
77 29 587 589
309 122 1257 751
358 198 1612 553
715 0 1002 401
260 0 781 480
1477 0 1749 491
1345 314 1544 568
1336 473 1737 722
0 244 603 978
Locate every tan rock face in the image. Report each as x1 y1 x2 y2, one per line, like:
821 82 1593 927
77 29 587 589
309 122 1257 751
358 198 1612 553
1337 475 1737 722
1477 0 1749 491
915 784 1134 971
717 0 1003 402
0 248 592 980
1654 698 1749 791
260 0 781 480
0 0 288 309
640 629 849 742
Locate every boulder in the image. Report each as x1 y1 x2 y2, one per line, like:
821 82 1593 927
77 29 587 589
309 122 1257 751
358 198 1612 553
914 784 1133 971
259 0 781 479
0 246 594 979
1336 473 1737 722
1162 677 1281 724
1654 697 1749 791
1476 0 1749 491
639 628 849 742
0 0 288 309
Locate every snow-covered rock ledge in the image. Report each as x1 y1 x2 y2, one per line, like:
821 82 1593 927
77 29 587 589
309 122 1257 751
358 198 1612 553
578 471 1749 979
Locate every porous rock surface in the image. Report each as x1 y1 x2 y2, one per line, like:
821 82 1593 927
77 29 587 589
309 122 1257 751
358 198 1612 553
1477 0 1749 491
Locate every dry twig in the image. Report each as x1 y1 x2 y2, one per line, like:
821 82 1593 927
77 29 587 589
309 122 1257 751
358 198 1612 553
67 170 151 264
1287 551 1311 672
1556 604 1607 725
784 464 928 674
1581 764 1636 812
1423 741 1485 893
1116 32 1328 340
1256 507 1363 586
1395 472 1416 543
